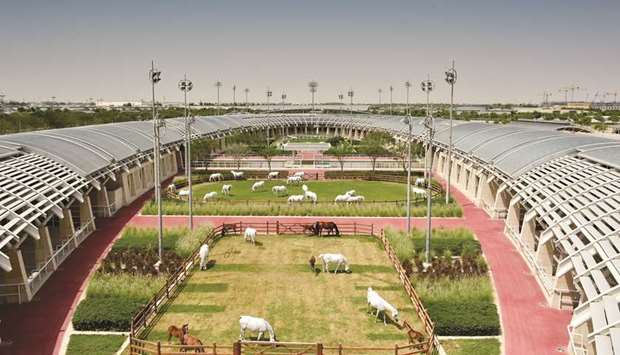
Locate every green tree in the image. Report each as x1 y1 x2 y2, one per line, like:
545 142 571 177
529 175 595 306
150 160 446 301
359 133 392 174
258 144 280 171
224 143 250 170
325 141 355 172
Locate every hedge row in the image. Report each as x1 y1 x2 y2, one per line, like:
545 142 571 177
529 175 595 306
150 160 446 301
113 225 212 257
73 296 145 331
410 228 480 255
425 299 500 336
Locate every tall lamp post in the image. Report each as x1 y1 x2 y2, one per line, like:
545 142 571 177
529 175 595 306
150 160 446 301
347 89 354 114
338 93 344 109
445 62 457 205
281 93 287 104
266 88 272 144
214 81 222 114
179 75 194 230
389 86 393 115
244 88 250 106
404 81 411 115
402 113 413 234
309 81 318 111
149 61 164 262
421 77 434 263
232 85 237 106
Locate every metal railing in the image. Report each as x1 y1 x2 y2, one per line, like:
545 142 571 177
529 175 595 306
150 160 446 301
0 283 28 304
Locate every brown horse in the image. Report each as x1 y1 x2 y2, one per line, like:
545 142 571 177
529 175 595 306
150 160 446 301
221 223 237 236
181 324 205 353
302 223 319 236
167 323 186 344
315 221 340 237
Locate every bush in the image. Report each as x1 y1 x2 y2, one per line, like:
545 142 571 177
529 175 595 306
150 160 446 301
384 227 416 261
113 227 186 251
73 296 145 331
410 228 479 255
66 334 127 355
143 200 462 218
72 273 165 331
174 225 213 257
413 276 500 336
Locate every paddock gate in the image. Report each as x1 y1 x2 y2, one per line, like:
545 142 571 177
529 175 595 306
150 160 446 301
129 222 438 355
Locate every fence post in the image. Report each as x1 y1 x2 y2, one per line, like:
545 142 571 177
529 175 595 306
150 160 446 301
233 341 241 355
371 224 374 236
213 343 217 355
394 344 398 355
276 220 280 235
165 279 169 298
157 341 162 355
267 221 270 235
317 343 323 355
354 222 357 235
338 344 343 355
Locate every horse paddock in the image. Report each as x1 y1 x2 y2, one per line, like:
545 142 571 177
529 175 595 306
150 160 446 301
142 233 424 349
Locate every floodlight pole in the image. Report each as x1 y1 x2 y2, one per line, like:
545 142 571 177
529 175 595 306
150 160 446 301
389 86 393 115
179 75 194 230
421 77 434 264
266 88 272 144
150 61 163 262
445 61 457 205
406 115 412 233
348 89 354 114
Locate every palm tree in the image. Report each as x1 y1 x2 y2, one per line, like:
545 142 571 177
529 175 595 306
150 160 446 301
214 81 223 114
308 81 318 111
244 88 250 106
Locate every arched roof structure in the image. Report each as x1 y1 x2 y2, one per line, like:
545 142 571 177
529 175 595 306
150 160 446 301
0 113 618 353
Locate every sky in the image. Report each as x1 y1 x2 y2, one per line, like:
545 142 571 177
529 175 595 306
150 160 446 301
0 0 619 104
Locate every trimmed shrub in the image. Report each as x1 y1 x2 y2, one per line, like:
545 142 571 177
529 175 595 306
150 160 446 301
73 296 145 331
413 276 500 336
410 228 479 255
72 273 165 331
112 227 186 251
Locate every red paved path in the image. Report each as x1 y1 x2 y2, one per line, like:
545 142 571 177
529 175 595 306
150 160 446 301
0 193 151 355
0 179 571 355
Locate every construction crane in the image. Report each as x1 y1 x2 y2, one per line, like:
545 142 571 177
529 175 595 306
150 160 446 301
542 91 553 106
559 85 580 104
605 92 618 103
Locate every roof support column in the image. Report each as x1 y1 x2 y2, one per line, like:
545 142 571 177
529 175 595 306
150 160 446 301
1 249 32 303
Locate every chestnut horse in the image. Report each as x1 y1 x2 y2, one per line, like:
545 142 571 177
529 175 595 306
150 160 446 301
167 323 186 343
181 324 205 353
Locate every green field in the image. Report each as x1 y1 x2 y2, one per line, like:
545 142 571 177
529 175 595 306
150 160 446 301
191 179 410 202
144 235 424 348
66 334 126 355
441 338 501 355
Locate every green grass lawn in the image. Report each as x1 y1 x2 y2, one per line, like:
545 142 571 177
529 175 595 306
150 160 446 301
144 235 424 348
66 334 126 355
441 338 501 355
191 179 410 202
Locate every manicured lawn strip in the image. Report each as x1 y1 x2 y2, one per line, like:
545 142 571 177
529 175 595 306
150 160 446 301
192 179 411 202
145 199 462 217
144 235 423 347
412 276 500 336
66 334 126 355
411 228 480 255
73 273 166 331
441 338 501 355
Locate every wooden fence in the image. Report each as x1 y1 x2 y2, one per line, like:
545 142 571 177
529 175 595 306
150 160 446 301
129 222 438 355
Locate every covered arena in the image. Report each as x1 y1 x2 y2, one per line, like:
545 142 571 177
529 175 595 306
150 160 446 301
0 113 619 354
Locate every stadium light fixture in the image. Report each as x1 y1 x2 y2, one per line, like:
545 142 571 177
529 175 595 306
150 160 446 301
347 89 354 114
215 81 223 114
149 61 164 262
421 76 435 264
309 81 318 111
179 75 194 230
445 61 457 205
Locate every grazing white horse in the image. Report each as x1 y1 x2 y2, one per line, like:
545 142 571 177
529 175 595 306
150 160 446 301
167 184 177 194
334 194 350 203
301 184 317 204
415 177 425 186
209 173 224 182
202 191 217 201
251 181 265 192
222 184 232 195
178 189 190 198
231 170 244 179
367 287 400 325
267 171 279 180
244 227 257 245
287 194 305 204
347 195 365 203
317 253 350 273
199 244 209 270
345 190 356 196
411 186 427 197
272 185 287 195
287 176 302 184
239 316 276 342
293 171 305 178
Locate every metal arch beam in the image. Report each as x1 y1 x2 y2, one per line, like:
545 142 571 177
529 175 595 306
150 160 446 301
0 169 64 221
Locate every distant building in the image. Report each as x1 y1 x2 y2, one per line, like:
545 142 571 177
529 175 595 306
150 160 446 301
95 101 145 108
